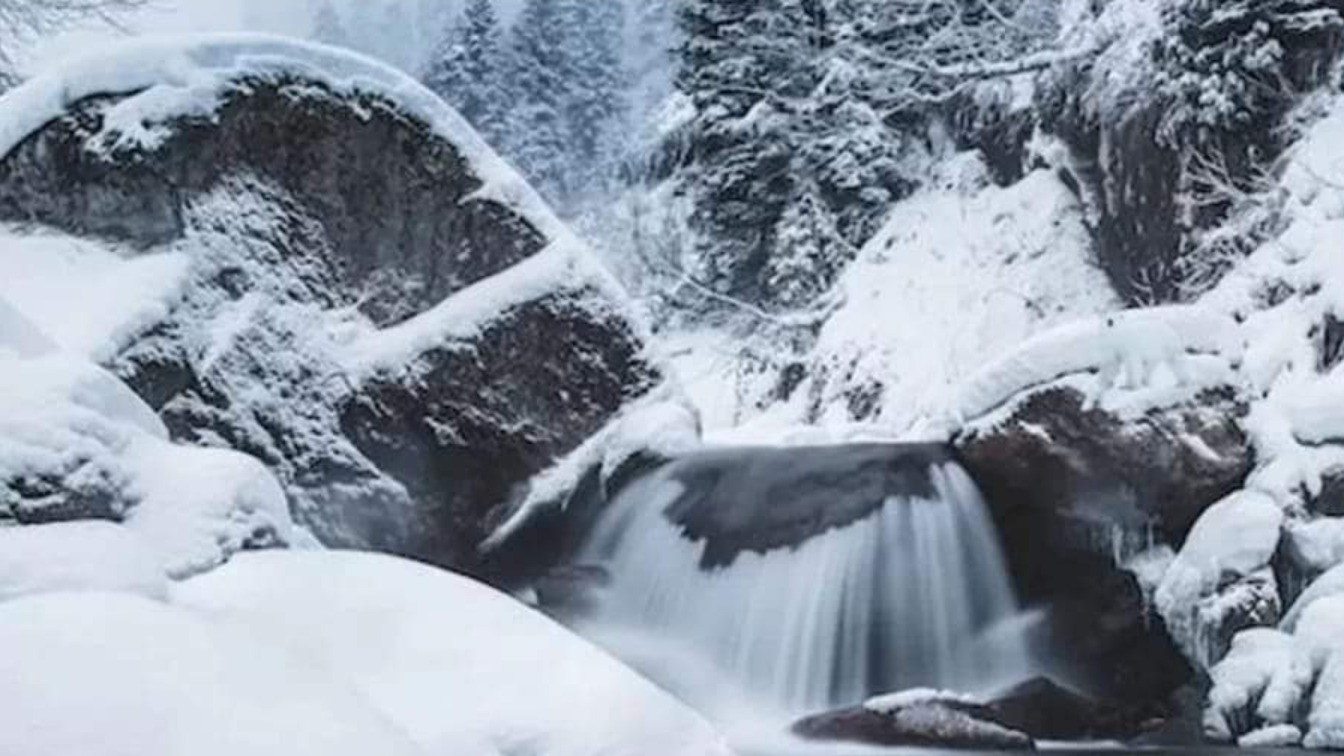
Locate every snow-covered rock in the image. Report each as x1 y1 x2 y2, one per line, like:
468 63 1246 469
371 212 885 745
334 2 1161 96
1204 629 1301 742
173 549 731 756
1155 492 1285 670
0 591 429 756
0 34 660 574
0 340 292 576
0 521 168 603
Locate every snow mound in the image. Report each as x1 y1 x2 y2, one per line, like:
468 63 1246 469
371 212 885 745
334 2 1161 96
1205 628 1298 741
173 550 732 756
0 522 167 603
0 591 427 756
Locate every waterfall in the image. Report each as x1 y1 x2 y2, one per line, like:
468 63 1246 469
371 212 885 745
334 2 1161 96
575 444 1036 716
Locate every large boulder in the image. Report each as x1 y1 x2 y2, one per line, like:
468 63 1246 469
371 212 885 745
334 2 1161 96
0 35 659 574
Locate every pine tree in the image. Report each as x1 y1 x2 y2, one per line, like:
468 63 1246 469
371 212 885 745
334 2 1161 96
501 0 573 205
423 0 508 144
559 0 628 201
311 1 349 49
672 0 905 308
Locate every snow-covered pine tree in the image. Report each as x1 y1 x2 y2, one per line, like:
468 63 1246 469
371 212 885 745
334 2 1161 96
559 0 628 203
672 0 910 310
501 0 574 206
311 1 350 49
423 0 509 145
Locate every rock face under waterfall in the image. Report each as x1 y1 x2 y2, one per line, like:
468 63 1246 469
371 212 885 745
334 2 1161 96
0 38 659 573
955 385 1252 703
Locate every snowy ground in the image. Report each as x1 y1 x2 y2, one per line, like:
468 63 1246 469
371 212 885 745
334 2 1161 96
0 546 733 756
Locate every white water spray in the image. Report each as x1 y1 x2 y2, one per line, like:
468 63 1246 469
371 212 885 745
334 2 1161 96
577 450 1036 717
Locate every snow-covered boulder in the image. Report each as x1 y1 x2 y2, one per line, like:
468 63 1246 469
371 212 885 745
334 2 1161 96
0 34 660 574
0 343 293 576
0 591 429 756
172 549 731 756
1155 491 1285 671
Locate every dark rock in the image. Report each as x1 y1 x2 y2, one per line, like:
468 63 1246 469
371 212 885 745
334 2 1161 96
1312 464 1344 517
340 290 658 570
956 386 1250 704
793 699 1034 750
662 443 952 569
984 677 1159 742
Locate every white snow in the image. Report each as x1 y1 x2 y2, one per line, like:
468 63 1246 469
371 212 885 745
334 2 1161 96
0 340 294 578
1238 724 1303 748
865 688 983 714
1205 628 1297 742
0 591 428 756
953 305 1243 425
1284 562 1344 633
1298 596 1344 750
0 521 168 603
0 227 191 361
122 442 292 579
1155 491 1284 669
173 549 733 756
1285 517 1344 576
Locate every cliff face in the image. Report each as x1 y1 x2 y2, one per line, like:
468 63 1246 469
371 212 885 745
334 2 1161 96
0 36 659 573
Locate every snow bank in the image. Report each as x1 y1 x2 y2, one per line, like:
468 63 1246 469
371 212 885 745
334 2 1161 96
0 522 167 603
1155 491 1284 668
0 227 190 360
174 550 732 756
0 591 427 756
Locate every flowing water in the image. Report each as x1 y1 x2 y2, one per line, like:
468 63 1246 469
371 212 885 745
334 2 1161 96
573 445 1038 722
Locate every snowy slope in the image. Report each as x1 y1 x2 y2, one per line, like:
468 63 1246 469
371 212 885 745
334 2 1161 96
669 154 1119 439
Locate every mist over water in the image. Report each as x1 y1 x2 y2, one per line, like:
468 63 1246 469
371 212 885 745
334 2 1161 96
573 449 1040 727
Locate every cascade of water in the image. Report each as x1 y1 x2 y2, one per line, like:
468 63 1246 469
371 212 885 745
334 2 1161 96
577 449 1035 716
